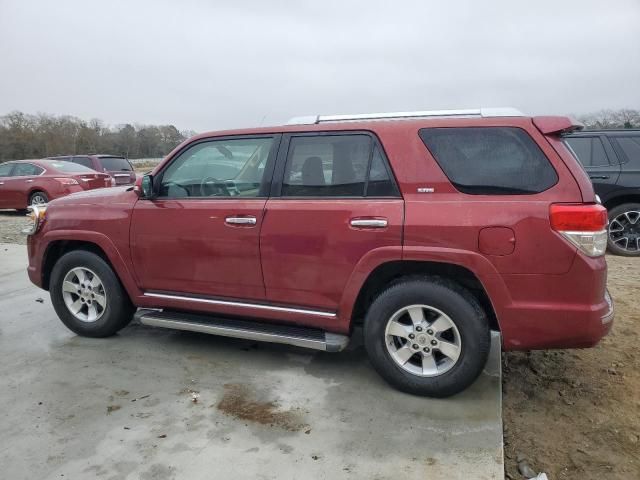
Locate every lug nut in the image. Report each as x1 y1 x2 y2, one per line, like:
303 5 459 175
408 334 415 339
427 329 434 335
431 339 437 346
412 344 419 349
415 326 422 332
423 347 430 353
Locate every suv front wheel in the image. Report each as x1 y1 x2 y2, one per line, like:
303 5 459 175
49 250 135 337
364 277 490 397
607 203 640 256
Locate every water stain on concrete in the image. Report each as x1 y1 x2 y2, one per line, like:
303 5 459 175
216 383 307 432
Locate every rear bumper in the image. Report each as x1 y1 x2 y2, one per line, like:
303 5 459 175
495 254 614 350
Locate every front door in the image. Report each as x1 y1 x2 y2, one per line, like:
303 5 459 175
131 135 279 300
260 132 404 312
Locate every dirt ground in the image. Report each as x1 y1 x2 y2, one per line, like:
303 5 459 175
0 209 638 479
503 254 639 479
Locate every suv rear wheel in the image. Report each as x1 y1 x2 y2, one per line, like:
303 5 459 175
364 277 490 397
607 203 640 256
49 250 135 337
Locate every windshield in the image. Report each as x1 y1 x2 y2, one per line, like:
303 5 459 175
99 157 132 171
42 160 98 173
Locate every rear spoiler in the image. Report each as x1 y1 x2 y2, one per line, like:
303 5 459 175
533 116 584 135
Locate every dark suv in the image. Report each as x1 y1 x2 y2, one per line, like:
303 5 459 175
48 155 136 186
564 130 640 256
23 108 613 397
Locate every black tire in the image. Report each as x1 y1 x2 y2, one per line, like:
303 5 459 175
607 203 640 257
49 250 135 337
29 191 48 206
364 276 490 397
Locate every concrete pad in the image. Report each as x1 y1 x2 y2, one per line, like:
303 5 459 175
0 243 503 479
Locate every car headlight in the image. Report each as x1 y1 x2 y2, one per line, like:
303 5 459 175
22 204 47 235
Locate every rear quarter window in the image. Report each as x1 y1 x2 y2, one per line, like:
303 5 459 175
419 127 558 195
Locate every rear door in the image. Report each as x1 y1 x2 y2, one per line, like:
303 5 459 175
564 135 620 200
3 162 45 207
0 162 15 208
260 132 403 313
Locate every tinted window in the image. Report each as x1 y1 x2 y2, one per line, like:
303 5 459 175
99 156 132 171
42 161 97 173
73 156 95 169
614 137 640 166
366 145 399 196
159 137 273 198
564 137 609 167
419 127 558 195
0 163 13 176
12 163 44 176
282 135 371 197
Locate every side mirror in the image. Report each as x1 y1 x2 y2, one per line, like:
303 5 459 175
134 174 155 198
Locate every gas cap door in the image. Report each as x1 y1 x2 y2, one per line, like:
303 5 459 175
478 227 516 256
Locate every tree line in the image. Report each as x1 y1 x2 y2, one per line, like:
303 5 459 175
0 111 197 162
1 108 638 162
576 108 639 129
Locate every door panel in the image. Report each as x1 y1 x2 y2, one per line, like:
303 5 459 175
131 199 267 300
260 199 403 310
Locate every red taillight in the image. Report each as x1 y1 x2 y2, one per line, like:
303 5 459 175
54 177 79 186
550 203 608 257
550 204 607 232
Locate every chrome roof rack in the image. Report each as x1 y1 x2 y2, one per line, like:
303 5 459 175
286 107 524 125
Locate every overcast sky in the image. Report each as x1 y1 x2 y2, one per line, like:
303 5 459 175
1 0 639 132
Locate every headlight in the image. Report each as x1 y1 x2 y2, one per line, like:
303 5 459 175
22 204 47 235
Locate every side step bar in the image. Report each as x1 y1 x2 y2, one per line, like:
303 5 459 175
135 310 350 352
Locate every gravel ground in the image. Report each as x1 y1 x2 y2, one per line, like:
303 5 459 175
1 210 637 479
0 210 27 244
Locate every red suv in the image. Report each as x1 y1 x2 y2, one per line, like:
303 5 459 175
48 155 137 186
23 108 614 397
0 159 112 209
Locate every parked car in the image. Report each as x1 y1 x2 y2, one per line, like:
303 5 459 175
23 108 613 397
563 130 640 256
0 159 113 210
48 154 137 186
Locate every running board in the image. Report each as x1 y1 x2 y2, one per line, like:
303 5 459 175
135 310 350 352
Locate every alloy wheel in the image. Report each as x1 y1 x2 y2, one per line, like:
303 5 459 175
384 304 462 377
31 194 47 205
61 267 107 323
609 210 640 253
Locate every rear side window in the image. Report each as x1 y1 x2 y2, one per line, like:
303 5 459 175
419 127 558 195
12 163 44 176
613 136 640 166
282 134 398 197
564 137 609 167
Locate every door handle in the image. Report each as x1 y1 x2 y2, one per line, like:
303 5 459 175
0 182 4 185
25 179 34 183
589 175 610 180
350 218 388 228
225 216 257 226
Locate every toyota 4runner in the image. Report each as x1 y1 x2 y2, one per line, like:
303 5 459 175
23 108 614 397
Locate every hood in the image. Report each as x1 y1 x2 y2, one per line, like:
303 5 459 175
52 186 137 206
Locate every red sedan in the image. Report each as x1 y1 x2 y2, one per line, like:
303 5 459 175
0 159 113 210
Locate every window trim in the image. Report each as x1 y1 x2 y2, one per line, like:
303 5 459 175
153 134 282 200
270 130 401 199
419 126 559 196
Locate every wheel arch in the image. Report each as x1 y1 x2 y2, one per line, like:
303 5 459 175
602 191 640 211
40 232 141 302
350 260 500 332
